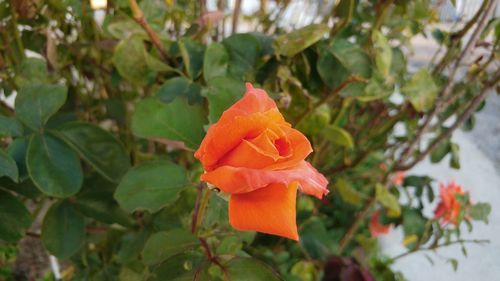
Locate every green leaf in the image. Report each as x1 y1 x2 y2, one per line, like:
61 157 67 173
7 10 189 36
449 258 458 272
204 76 246 123
0 189 32 242
481 18 500 40
131 97 206 149
402 208 426 249
330 39 372 79
470 202 491 223
250 32 274 56
7 137 29 180
0 115 23 137
156 77 202 105
0 149 18 182
391 47 407 79
144 49 182 75
203 192 229 228
139 0 167 27
299 218 335 259
74 174 133 227
335 178 364 206
375 183 401 217
117 229 151 264
430 139 451 163
216 236 242 256
449 142 460 169
203 43 229 81
335 0 355 20
322 125 354 148
431 29 446 44
290 261 317 281
112 35 153 85
296 104 331 135
42 201 85 258
274 24 329 57
142 229 199 265
27 133 83 198
0 178 41 199
14 57 49 87
317 50 349 90
317 39 371 91
119 266 147 281
462 115 475 131
178 38 205 79
114 160 188 213
226 257 282 281
147 253 205 281
372 31 392 77
223 34 260 79
357 76 391 101
15 82 67 130
402 69 438 112
403 175 432 188
106 19 145 39
58 122 130 182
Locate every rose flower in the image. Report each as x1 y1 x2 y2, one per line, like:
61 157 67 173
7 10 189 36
195 83 329 240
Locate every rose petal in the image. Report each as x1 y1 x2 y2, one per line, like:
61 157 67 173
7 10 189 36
217 125 312 170
217 128 284 169
266 126 312 170
201 160 329 199
195 110 286 171
229 182 299 240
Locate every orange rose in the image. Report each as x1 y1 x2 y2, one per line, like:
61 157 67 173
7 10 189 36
195 83 329 240
369 210 391 237
434 181 466 225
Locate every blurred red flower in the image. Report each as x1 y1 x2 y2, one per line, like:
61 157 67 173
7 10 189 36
434 181 466 225
369 210 391 237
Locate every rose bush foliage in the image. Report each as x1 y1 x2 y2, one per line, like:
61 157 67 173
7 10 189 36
0 0 497 280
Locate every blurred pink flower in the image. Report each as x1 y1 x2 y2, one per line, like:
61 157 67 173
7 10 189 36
198 11 224 27
392 171 405 186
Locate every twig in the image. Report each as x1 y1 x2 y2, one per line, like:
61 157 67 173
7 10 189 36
231 0 242 34
199 237 230 280
337 196 376 254
151 138 194 152
433 0 490 74
190 183 229 278
397 0 498 166
86 226 110 234
294 76 367 125
363 0 394 47
128 0 169 61
391 239 490 261
191 182 207 234
325 150 371 174
337 171 394 254
26 231 41 238
372 0 394 31
396 71 500 171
